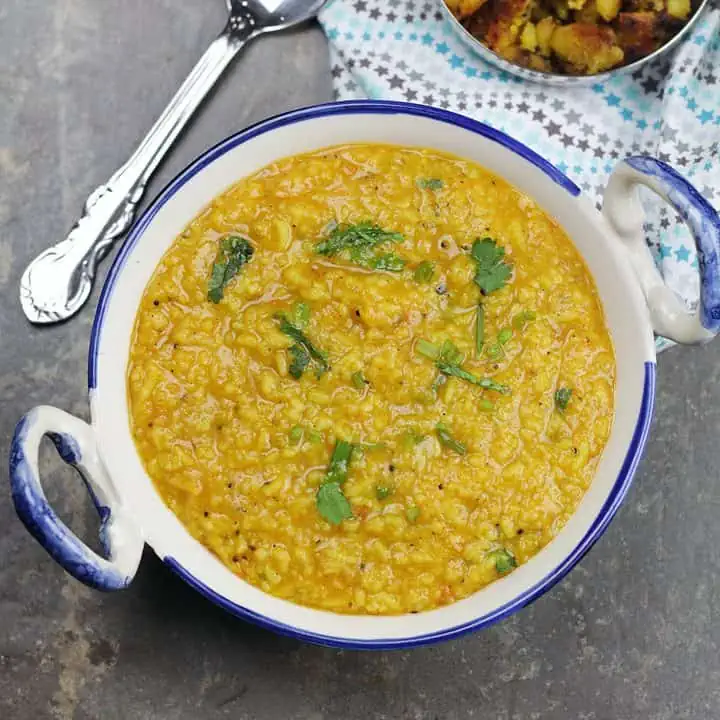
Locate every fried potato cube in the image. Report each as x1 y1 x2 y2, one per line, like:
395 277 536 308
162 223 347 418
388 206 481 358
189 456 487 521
446 0 491 18
615 12 660 59
574 0 600 23
667 0 690 19
567 0 588 10
520 21 538 51
596 0 621 21
536 16 557 55
550 23 624 73
485 0 534 53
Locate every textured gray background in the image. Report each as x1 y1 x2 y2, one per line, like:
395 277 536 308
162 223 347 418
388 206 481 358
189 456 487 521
1 1 719 718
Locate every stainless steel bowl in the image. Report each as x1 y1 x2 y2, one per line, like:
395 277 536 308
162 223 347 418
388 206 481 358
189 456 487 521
439 0 711 85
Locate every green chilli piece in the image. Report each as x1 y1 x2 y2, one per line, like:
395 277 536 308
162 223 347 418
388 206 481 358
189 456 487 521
376 484 393 500
406 506 421 522
435 423 466 455
489 548 517 574
351 371 367 390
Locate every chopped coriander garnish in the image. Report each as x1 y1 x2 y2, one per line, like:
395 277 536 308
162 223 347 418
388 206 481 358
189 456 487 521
437 339 463 366
315 222 404 271
469 238 512 295
316 483 352 525
288 425 304 445
276 313 329 379
435 423 466 455
489 548 517 574
498 327 513 345
376 484 393 500
288 344 310 379
437 362 511 394
416 178 444 190
416 338 441 361
478 398 494 412
406 506 421 522
207 235 254 303
513 309 537 331
414 260 435 283
475 304 485 357
431 373 447 397
485 343 504 360
289 301 310 329
370 252 405 272
403 429 426 449
307 429 323 444
417 338 510 394
351 370 367 390
316 440 354 525
555 387 573 412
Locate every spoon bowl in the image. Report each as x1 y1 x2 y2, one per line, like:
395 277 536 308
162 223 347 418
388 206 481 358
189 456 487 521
19 0 329 325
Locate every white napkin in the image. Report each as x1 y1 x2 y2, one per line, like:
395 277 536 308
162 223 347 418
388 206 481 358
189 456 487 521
319 0 720 351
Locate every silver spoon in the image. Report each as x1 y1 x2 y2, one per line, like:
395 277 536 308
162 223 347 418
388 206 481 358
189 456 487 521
19 0 328 324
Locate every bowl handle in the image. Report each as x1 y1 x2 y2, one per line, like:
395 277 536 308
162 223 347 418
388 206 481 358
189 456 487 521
602 156 720 344
9 406 143 590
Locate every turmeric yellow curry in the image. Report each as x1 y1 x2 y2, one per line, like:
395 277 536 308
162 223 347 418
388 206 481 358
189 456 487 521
128 144 615 614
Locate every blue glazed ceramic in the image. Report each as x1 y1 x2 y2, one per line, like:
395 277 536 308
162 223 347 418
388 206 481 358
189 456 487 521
9 101 718 648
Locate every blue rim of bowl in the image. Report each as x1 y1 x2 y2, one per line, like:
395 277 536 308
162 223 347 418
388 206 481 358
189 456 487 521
88 100 654 649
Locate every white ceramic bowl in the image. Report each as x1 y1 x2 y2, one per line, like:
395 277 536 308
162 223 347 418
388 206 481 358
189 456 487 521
10 101 720 649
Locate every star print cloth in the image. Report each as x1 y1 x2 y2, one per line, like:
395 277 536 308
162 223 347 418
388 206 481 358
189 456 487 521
318 0 720 350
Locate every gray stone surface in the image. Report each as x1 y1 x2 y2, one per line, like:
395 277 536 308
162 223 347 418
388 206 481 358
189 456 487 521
1 1 719 718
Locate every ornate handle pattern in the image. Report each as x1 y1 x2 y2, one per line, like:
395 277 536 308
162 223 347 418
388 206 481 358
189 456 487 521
19 8 259 324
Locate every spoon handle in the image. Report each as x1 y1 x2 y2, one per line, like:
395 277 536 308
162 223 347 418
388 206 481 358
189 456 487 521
20 17 257 324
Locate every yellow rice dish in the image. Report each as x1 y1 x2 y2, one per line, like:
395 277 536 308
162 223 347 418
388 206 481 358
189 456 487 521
127 144 615 615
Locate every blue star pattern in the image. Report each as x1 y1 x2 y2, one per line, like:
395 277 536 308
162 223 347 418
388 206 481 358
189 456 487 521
319 0 720 351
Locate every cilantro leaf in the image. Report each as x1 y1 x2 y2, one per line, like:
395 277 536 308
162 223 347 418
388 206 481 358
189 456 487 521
435 423 466 455
417 337 511 394
370 252 406 272
416 178 444 190
288 343 310 379
316 221 406 271
289 301 310 329
555 387 573 411
376 484 393 500
414 260 435 283
316 440 355 525
316 221 403 256
325 440 353 486
436 362 511 394
316 482 353 525
470 238 512 295
276 314 329 379
207 235 254 303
